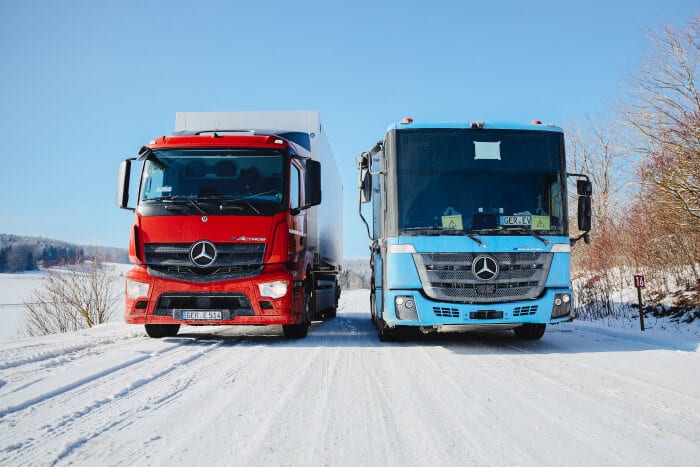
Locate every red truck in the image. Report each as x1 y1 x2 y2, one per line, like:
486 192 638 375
117 111 342 338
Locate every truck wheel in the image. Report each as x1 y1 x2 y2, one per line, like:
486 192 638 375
513 323 546 340
283 284 312 339
282 323 309 339
376 320 397 342
145 324 180 338
376 320 418 342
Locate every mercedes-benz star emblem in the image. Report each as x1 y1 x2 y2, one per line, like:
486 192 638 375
190 240 217 268
472 255 499 281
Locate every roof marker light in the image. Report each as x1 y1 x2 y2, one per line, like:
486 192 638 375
264 135 286 145
532 120 542 125
400 118 414 124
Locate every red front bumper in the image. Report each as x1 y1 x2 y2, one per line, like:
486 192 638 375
124 266 303 326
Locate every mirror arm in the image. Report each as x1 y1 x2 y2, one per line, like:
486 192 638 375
566 172 589 181
358 142 385 176
359 196 372 240
569 231 591 246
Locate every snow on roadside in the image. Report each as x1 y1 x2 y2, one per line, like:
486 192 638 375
0 264 130 340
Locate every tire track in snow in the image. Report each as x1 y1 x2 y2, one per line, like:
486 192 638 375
48 340 225 466
0 337 226 466
432 333 699 465
0 331 151 400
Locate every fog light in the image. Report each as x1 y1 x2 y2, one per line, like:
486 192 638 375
258 280 289 299
126 279 149 299
551 293 572 319
395 296 418 321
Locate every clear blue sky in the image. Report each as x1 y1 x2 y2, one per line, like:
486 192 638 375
0 0 695 259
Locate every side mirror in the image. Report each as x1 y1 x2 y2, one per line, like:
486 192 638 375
359 168 372 203
577 180 593 196
305 159 322 207
577 196 592 232
117 160 134 210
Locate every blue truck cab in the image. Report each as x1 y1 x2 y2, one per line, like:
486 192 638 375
357 119 592 340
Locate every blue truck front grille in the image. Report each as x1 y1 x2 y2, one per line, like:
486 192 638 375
414 252 552 304
144 242 265 283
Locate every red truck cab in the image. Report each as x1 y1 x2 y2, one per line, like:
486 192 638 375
117 129 334 339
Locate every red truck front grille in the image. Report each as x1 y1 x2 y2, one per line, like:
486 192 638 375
144 242 265 283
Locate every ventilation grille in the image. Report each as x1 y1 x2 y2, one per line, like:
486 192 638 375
513 305 538 316
433 307 460 318
154 293 254 316
414 252 553 304
144 242 265 283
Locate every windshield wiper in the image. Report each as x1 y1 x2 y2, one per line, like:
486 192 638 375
403 227 483 246
403 226 445 235
501 226 550 246
215 197 261 215
464 233 484 247
145 196 206 215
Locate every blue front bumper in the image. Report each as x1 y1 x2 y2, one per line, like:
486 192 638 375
382 288 573 327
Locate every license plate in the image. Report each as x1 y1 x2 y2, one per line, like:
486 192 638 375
502 215 531 225
179 310 223 320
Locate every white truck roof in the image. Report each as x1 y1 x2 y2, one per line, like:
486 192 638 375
175 111 322 136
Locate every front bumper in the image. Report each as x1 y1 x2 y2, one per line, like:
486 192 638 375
382 288 573 328
124 265 303 326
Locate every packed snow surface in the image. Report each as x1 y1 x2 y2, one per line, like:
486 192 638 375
0 289 699 466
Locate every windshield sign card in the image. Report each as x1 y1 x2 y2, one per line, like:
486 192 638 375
500 215 551 229
441 214 463 230
531 215 551 230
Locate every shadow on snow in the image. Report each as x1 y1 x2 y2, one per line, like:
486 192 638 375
161 311 699 354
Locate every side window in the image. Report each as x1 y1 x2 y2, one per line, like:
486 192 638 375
290 164 300 210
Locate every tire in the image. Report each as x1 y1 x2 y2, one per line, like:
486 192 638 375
282 323 309 339
376 320 419 342
370 288 377 324
513 323 546 340
376 319 398 341
145 324 180 338
283 283 312 339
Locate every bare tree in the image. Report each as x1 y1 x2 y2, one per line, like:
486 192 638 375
566 117 635 273
567 117 635 229
21 260 120 337
620 14 700 226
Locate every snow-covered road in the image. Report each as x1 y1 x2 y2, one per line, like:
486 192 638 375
1 289 699 466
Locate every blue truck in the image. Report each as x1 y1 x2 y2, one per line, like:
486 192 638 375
357 119 592 341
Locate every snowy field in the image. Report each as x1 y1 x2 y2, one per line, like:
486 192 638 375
0 265 130 340
0 271 699 466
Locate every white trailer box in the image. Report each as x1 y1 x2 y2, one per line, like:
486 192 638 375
175 111 343 268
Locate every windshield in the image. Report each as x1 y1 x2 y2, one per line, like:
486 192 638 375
139 149 285 215
396 129 567 236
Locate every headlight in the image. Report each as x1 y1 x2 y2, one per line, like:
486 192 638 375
126 279 149 299
258 280 289 299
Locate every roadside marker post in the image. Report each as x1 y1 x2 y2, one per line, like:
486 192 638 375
634 275 645 331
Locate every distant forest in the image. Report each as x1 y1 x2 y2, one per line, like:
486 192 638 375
0 234 129 273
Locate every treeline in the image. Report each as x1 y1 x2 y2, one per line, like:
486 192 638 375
0 234 128 273
340 259 372 290
568 14 700 316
